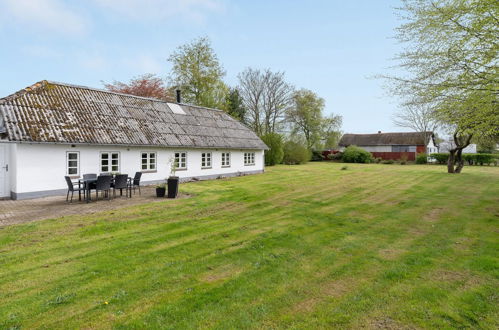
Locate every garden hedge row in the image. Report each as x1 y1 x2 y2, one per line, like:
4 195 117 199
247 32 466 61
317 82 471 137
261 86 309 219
430 153 499 165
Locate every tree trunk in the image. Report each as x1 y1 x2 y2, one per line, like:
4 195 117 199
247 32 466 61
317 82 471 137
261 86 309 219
447 150 456 173
455 149 465 173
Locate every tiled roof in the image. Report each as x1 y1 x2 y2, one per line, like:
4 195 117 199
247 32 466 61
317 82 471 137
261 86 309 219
0 80 267 150
339 132 433 146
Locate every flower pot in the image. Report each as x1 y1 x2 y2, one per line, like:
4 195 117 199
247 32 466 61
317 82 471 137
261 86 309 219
156 187 166 198
167 176 179 198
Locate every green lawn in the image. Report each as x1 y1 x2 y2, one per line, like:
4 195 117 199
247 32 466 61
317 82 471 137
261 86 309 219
0 163 498 329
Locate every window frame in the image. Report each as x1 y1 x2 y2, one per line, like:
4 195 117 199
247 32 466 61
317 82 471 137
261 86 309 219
244 152 255 166
141 152 157 172
66 151 80 177
201 152 212 169
174 151 187 170
100 151 120 173
221 152 231 167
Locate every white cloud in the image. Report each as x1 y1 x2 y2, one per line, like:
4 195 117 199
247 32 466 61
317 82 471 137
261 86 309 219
92 0 224 23
0 0 88 35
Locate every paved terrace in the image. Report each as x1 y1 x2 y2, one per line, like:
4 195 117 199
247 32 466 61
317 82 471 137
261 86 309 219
0 186 191 227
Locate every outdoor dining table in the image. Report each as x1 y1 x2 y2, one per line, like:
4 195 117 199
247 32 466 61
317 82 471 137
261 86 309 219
79 178 98 203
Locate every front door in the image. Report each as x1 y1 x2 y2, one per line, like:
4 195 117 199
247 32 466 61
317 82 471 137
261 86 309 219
0 144 9 198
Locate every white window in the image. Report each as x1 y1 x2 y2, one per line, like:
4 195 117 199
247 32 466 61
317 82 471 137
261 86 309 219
201 152 212 168
174 152 187 170
244 152 255 166
141 152 156 171
221 152 231 167
66 152 79 176
101 152 120 173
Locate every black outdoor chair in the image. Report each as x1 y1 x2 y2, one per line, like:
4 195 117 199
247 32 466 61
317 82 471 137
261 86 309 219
83 173 97 180
65 176 84 203
113 174 130 198
94 175 112 200
130 172 142 195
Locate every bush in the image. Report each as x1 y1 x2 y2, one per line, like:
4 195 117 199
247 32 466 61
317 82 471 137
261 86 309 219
474 153 495 165
261 133 284 166
311 150 325 161
416 153 427 164
382 159 395 164
374 157 382 164
282 141 310 165
431 153 449 164
342 146 373 163
327 152 343 161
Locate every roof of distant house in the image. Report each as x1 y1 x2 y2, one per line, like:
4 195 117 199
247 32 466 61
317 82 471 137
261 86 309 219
339 131 434 146
0 80 267 150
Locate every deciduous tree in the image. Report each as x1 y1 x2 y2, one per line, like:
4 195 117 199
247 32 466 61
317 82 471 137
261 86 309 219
102 74 172 101
168 37 228 109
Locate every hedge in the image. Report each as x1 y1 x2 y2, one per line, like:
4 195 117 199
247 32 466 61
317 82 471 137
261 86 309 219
430 153 498 166
342 146 373 163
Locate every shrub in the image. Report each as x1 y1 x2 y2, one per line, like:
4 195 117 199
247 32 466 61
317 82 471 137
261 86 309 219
327 152 343 161
261 133 284 166
341 146 373 163
282 141 310 165
431 153 449 164
416 153 427 164
474 153 494 166
382 159 395 164
374 157 382 164
311 150 325 161
400 154 408 165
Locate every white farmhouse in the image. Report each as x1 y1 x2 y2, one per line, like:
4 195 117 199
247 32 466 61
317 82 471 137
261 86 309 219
0 81 267 199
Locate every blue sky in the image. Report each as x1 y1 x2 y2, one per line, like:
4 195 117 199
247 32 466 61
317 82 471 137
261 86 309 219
0 0 404 133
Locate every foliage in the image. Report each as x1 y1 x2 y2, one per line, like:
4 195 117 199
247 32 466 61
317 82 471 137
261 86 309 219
382 159 395 164
282 140 310 165
224 88 246 123
168 37 228 109
385 0 499 173
341 146 373 163
400 154 408 165
0 163 498 328
463 154 497 166
237 68 294 135
392 103 438 152
261 133 284 166
431 153 450 164
286 89 342 150
102 74 172 101
374 157 383 164
416 153 428 164
311 150 325 161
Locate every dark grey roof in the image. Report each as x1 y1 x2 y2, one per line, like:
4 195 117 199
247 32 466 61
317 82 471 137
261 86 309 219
339 132 433 146
0 80 267 150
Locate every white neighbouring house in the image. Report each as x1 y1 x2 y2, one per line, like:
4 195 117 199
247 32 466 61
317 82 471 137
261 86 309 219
0 81 268 199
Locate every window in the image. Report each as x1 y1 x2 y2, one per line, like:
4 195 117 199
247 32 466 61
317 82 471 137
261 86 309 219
392 145 416 152
66 152 79 176
221 152 231 167
174 152 187 170
201 152 212 168
101 152 120 173
244 152 255 166
141 152 156 171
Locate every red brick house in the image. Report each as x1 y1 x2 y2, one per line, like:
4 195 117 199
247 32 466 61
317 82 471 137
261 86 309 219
338 131 437 161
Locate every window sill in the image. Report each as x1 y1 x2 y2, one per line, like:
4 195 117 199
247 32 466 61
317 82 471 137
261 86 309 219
141 170 157 173
176 168 187 171
244 164 255 166
201 167 212 170
221 165 231 168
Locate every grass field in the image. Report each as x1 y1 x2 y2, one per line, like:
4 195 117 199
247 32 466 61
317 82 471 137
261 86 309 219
0 163 498 329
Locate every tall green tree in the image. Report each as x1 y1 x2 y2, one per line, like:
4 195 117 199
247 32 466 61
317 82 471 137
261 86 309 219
286 89 342 150
385 0 499 173
224 88 246 123
168 37 228 109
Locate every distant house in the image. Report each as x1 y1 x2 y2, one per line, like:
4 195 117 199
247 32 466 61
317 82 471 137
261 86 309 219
0 81 268 199
338 131 437 161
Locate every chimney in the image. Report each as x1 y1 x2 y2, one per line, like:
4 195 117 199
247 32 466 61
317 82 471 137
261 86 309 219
176 89 182 103
378 130 382 134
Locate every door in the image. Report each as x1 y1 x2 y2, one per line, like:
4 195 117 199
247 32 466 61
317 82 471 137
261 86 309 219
0 144 9 198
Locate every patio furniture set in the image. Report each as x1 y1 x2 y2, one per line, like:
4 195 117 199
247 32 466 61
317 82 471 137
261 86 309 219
64 172 142 203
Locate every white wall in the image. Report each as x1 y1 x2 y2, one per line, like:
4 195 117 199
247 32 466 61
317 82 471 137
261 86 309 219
12 144 264 196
